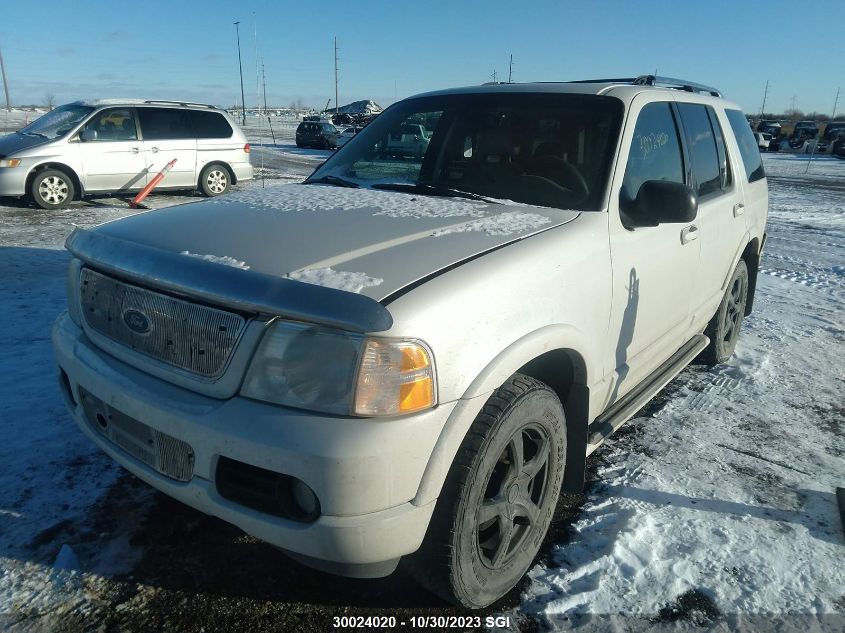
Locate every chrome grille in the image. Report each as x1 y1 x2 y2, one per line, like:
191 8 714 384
80 388 194 482
79 268 245 378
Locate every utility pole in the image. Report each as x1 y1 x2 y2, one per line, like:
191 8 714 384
262 60 268 113
234 22 246 125
790 94 797 113
334 37 339 114
253 14 260 114
759 80 769 118
0 45 10 111
833 87 840 119
508 54 513 83
491 69 498 83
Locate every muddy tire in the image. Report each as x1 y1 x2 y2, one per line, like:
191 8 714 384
408 374 566 608
30 168 75 209
702 259 749 365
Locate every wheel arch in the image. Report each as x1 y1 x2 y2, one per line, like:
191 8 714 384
199 161 237 186
741 237 761 316
413 326 595 506
26 162 83 200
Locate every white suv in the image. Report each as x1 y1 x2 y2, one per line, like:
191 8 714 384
0 100 253 209
52 76 767 608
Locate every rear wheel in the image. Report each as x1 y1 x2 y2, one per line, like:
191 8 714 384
30 169 75 209
199 164 230 197
702 259 748 365
408 374 566 608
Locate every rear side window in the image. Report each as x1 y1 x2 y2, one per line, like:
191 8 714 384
677 103 721 198
189 110 233 139
138 107 194 140
725 109 765 183
621 102 685 203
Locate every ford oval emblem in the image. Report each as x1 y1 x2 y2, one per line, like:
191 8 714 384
123 309 152 335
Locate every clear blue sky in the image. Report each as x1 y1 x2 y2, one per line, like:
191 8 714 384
1 0 842 115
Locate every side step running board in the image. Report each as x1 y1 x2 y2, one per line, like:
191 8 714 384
587 334 709 447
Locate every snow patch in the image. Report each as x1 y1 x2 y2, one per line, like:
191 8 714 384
432 211 552 236
211 183 488 219
180 251 249 269
286 266 383 293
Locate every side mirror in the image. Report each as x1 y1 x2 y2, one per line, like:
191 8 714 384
622 180 697 228
80 129 98 142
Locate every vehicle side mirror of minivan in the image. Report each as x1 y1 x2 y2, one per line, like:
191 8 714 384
80 129 98 142
622 180 698 228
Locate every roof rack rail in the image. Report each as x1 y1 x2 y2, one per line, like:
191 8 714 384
143 100 216 109
566 75 722 97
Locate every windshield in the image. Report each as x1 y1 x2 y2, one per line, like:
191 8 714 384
308 92 623 211
19 104 95 139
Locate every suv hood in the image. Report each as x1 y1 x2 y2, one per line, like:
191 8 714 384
71 183 579 328
0 131 52 156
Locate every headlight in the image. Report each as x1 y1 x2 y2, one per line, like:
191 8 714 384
0 158 21 168
241 320 436 417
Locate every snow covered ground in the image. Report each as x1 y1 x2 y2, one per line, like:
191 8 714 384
0 152 842 631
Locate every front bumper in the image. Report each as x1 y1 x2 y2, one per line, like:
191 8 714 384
0 166 27 197
52 311 451 575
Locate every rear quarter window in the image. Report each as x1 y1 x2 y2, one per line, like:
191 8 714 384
190 111 233 139
725 109 765 183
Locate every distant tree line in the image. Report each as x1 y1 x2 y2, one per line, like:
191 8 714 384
755 110 844 122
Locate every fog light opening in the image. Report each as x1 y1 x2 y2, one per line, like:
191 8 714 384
284 479 320 522
95 413 108 429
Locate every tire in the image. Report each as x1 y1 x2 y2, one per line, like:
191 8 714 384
408 373 567 608
702 259 749 365
199 164 230 197
30 168 75 209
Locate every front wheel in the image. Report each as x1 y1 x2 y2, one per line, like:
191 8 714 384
408 374 566 608
199 164 230 197
702 259 749 365
30 169 75 209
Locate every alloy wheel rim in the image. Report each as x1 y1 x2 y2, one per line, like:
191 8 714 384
476 424 550 569
38 176 69 205
722 277 744 344
207 170 227 194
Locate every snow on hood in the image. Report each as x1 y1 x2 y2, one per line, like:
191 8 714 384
92 182 580 300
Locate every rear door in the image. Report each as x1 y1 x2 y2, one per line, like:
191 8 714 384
674 102 745 319
137 107 198 188
77 107 147 192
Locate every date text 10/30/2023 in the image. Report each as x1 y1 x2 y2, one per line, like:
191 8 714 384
332 615 512 628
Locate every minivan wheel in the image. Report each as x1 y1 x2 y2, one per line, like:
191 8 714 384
702 259 748 365
31 169 75 209
408 374 566 608
199 164 230 197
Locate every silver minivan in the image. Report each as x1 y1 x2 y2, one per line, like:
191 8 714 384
0 100 253 209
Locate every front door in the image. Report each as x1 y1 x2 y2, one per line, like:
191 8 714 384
137 107 198 188
604 98 701 406
77 107 147 192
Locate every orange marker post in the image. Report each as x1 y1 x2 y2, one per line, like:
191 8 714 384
130 158 177 209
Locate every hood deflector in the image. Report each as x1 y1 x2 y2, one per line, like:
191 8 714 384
65 228 394 333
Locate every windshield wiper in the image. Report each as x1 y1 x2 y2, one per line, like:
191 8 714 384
371 182 494 203
305 175 360 188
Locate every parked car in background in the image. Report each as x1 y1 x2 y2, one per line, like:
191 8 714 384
756 121 781 137
817 121 845 153
331 113 353 126
754 131 771 151
791 120 819 139
295 121 339 149
336 126 362 147
0 99 253 209
384 122 431 157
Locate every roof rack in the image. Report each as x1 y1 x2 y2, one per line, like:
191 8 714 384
567 75 722 98
143 100 217 109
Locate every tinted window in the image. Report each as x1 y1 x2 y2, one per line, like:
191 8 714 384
138 107 194 140
677 103 720 197
621 102 684 203
189 110 233 138
310 93 623 212
725 109 765 183
706 107 732 189
83 108 137 141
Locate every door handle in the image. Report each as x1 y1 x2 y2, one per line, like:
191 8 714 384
130 147 140 154
680 224 699 244
733 203 745 217
151 146 159 153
